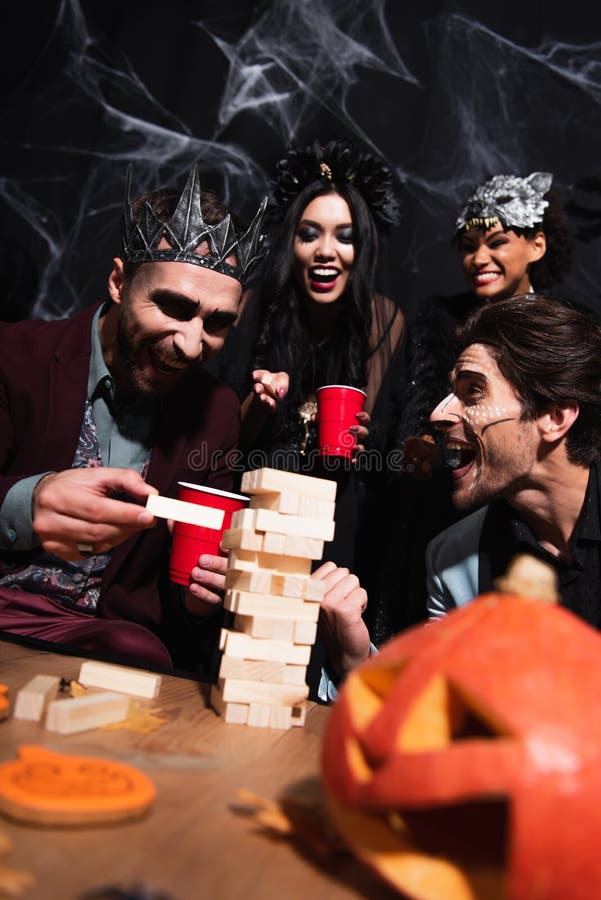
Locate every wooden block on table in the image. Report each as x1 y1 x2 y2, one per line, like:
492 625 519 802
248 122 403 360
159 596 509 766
228 549 312 576
210 685 249 724
13 675 56 723
224 590 320 621
14 675 60 722
219 677 309 706
269 702 308 729
234 613 295 642
231 508 335 542
225 569 273 594
247 703 273 727
241 468 337 502
146 494 224 529
221 528 264 552
45 692 129 734
219 629 311 665
78 661 161 699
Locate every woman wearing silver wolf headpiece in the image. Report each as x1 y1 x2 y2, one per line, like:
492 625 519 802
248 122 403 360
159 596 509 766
372 171 574 645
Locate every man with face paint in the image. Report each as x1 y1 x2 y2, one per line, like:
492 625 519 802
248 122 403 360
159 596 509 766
426 294 601 628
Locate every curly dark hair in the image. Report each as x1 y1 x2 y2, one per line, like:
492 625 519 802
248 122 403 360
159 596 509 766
518 191 573 290
454 185 573 292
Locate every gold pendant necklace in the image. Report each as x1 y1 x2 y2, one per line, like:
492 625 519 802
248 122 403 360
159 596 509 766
298 397 317 456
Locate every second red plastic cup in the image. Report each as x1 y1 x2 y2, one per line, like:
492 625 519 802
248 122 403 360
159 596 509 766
169 482 248 586
316 384 367 458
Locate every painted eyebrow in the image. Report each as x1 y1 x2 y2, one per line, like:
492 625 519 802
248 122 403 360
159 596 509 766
453 368 488 385
298 218 353 229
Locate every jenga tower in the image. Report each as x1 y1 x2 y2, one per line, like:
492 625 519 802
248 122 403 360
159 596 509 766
210 467 337 729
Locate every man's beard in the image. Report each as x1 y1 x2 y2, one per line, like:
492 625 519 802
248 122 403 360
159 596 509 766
452 429 534 513
115 313 195 398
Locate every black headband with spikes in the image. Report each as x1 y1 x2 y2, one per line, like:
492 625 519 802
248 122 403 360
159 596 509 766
121 165 268 285
274 139 401 232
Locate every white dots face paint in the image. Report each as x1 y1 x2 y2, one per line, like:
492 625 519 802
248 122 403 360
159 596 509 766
449 343 522 436
432 343 539 512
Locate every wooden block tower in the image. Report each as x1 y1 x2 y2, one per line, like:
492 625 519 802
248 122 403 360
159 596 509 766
210 467 337 729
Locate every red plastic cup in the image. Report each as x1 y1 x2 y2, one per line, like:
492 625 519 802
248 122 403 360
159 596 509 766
169 482 248 586
316 385 367 458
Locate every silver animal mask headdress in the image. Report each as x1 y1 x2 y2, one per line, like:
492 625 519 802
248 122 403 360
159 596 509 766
122 165 268 285
456 172 553 231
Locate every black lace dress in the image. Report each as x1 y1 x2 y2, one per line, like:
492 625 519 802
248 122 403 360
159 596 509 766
361 291 479 646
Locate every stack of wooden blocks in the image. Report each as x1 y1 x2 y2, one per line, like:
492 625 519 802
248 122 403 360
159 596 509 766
210 467 337 730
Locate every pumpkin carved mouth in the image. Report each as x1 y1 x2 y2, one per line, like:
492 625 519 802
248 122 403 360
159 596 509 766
327 668 511 898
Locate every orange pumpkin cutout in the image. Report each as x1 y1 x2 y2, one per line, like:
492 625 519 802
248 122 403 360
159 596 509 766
322 560 601 900
0 745 156 825
0 685 8 720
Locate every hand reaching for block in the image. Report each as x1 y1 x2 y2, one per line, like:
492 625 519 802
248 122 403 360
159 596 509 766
312 561 371 680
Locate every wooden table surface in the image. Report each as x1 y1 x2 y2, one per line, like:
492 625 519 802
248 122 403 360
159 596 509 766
0 639 396 900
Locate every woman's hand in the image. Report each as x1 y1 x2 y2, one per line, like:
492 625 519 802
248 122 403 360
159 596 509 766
251 369 289 411
402 434 440 480
350 410 370 459
313 561 370 679
184 552 228 617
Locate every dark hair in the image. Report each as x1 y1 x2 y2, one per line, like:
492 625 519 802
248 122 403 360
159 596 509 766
455 189 573 292
253 179 379 409
122 188 240 283
456 293 601 465
517 192 573 290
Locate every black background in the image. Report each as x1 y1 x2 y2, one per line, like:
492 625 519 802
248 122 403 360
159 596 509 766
1 0 600 323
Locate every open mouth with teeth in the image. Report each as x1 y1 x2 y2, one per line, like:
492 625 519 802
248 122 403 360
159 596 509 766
309 266 340 292
473 270 502 287
444 440 478 477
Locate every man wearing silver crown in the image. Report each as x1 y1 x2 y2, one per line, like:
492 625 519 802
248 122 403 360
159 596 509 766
0 166 263 675
0 165 370 689
0 172 336 691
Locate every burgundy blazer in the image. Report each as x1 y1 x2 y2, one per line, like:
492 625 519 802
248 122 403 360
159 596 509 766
0 303 241 669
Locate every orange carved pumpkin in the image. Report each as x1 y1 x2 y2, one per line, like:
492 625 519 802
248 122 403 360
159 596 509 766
322 559 601 900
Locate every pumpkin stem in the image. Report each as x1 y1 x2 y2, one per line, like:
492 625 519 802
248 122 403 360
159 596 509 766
493 554 559 604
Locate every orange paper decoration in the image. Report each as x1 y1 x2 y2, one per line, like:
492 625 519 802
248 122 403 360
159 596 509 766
0 745 156 825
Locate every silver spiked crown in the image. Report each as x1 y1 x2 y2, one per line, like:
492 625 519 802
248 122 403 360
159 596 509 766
456 172 553 232
122 165 268 285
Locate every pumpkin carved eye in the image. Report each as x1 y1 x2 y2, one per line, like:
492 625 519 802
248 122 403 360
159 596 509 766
396 675 507 751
